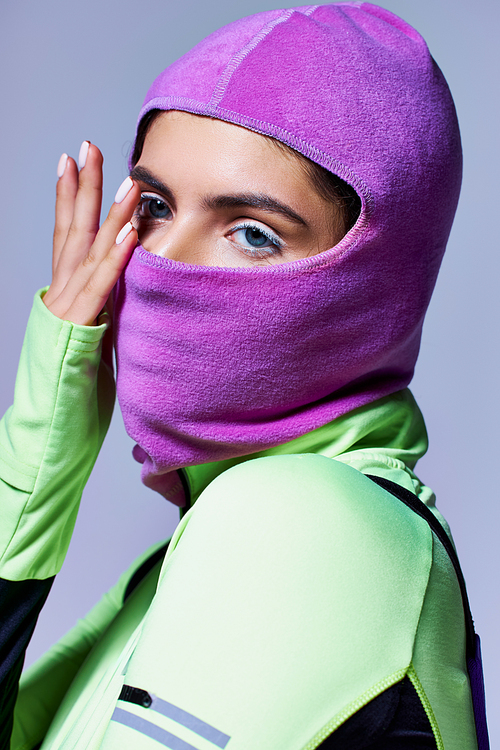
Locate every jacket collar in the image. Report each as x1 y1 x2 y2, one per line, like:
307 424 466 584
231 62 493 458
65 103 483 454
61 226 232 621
184 389 428 507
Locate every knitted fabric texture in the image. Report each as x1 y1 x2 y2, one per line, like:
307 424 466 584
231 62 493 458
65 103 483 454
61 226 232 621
114 3 462 504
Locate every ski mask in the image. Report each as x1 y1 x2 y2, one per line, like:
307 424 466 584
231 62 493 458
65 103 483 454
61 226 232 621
114 3 462 505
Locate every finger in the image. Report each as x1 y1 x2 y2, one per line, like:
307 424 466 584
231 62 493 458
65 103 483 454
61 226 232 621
58 142 104 271
56 223 137 326
44 177 140 313
53 154 78 271
82 177 140 260
56 177 140 296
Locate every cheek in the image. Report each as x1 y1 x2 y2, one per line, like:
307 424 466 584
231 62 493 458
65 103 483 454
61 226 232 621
309 204 344 252
134 218 224 266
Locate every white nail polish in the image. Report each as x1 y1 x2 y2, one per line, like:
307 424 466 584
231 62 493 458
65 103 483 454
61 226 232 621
114 176 134 204
57 153 68 178
116 222 133 245
78 140 90 169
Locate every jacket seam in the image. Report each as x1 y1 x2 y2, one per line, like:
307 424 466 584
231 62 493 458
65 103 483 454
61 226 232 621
407 663 444 750
0 445 39 474
66 344 102 353
408 533 444 749
300 668 408 750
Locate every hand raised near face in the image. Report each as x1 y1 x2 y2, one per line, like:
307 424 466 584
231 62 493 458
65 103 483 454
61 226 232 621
43 141 140 327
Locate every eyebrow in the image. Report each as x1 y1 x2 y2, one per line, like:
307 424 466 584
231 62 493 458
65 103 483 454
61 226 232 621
130 166 176 208
130 165 308 228
202 194 308 227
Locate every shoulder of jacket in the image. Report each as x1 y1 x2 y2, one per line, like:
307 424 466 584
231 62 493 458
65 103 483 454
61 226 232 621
199 453 382 506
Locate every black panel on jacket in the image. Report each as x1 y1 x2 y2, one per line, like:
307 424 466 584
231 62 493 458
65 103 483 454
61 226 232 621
318 676 437 749
0 576 53 750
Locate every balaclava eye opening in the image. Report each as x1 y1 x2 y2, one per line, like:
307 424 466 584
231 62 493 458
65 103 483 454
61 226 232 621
130 108 363 237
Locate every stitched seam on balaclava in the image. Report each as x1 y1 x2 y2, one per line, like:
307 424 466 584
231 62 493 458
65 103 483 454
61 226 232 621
139 94 370 199
207 9 306 111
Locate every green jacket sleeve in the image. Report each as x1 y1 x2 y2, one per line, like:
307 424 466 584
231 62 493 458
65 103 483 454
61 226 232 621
0 290 114 581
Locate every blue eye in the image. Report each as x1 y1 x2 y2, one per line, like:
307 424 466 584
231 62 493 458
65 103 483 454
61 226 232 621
230 223 283 256
148 198 170 218
136 194 172 221
241 227 271 247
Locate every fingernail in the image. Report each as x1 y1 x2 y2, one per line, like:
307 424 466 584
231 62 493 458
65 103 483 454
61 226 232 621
57 153 68 178
114 176 134 204
78 140 90 169
116 222 133 245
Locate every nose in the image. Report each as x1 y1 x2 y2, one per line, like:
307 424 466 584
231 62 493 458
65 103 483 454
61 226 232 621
141 215 211 266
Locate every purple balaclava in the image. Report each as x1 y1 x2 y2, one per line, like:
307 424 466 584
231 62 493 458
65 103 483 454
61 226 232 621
114 3 462 505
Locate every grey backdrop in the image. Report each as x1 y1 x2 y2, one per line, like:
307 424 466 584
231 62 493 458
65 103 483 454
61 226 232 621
1 0 498 742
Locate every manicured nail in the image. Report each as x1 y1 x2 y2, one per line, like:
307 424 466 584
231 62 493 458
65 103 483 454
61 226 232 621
116 222 133 245
78 140 90 169
114 176 134 204
57 153 68 178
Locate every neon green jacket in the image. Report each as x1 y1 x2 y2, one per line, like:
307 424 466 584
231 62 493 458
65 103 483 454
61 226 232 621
2 293 477 749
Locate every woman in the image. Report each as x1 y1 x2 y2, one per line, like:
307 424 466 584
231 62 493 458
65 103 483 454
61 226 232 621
1 4 485 748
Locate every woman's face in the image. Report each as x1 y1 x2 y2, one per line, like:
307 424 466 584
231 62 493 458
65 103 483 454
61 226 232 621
130 111 345 267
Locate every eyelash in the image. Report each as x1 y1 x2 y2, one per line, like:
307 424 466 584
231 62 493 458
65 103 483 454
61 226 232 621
229 222 284 254
134 192 285 257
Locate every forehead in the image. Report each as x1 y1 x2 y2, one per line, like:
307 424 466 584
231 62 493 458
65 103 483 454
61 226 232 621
138 110 315 200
